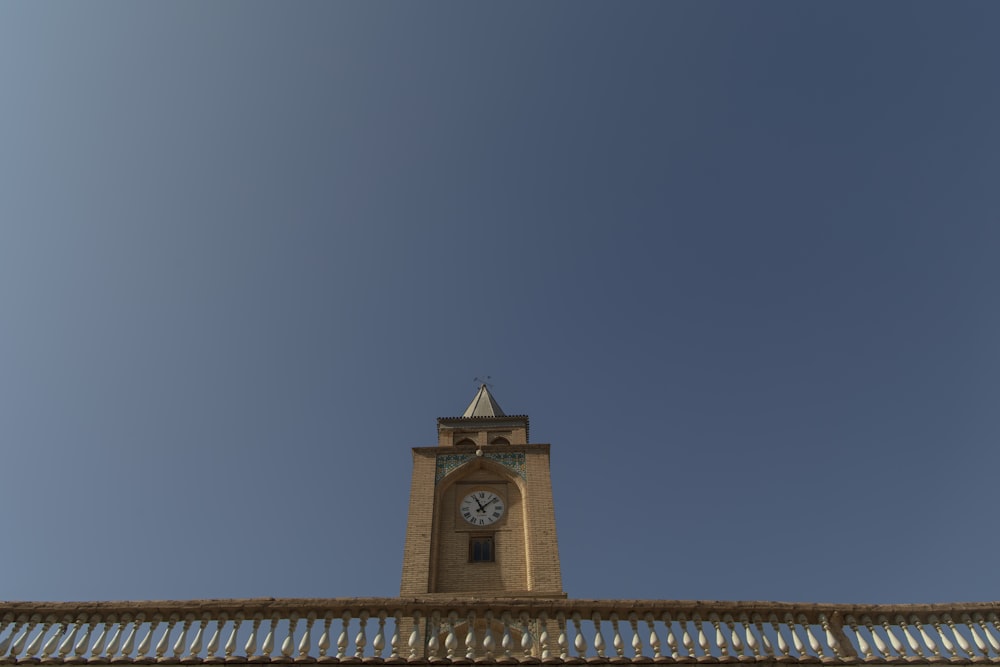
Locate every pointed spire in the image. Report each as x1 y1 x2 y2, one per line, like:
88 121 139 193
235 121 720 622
463 384 506 418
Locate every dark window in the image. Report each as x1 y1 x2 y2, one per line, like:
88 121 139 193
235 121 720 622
490 437 510 446
469 535 495 562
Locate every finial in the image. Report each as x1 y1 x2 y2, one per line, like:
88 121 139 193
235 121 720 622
474 375 493 388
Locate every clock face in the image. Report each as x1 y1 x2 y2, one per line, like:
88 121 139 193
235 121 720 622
460 490 505 526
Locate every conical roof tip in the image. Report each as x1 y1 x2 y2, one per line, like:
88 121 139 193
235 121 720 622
463 384 506 418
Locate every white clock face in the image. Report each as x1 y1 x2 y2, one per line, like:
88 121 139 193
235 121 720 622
460 490 505 526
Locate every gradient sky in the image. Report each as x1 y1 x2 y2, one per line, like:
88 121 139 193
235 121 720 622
2 3 998 605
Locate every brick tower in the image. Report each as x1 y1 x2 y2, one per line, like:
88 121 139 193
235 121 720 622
400 385 564 597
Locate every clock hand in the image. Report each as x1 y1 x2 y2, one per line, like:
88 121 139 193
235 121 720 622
483 498 498 508
472 497 486 512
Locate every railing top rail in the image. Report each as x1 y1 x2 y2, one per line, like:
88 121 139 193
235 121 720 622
3 597 999 620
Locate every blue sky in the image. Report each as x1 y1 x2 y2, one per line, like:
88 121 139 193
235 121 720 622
1 3 998 605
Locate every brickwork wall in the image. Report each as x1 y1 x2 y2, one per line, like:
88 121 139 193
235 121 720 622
523 447 563 595
400 449 437 596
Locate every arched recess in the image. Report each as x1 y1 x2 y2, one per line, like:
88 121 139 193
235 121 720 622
455 438 477 448
490 436 511 446
429 456 528 594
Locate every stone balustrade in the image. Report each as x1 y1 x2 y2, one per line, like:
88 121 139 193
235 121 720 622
2 599 999 665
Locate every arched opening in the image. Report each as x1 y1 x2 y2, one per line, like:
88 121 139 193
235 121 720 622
490 436 510 446
430 457 528 594
455 438 477 448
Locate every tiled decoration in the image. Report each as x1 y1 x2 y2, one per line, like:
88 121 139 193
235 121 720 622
436 451 526 483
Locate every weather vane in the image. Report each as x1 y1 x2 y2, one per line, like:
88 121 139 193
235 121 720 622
474 375 493 388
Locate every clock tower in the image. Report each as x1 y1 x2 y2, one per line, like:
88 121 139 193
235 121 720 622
400 385 565 597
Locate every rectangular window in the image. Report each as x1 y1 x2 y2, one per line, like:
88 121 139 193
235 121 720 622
469 535 495 563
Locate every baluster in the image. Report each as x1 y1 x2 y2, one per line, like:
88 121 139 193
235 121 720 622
444 612 458 660
389 610 401 660
298 612 315 660
136 616 157 662
0 619 21 658
105 617 125 659
740 614 758 659
628 613 642 659
407 611 421 661
845 616 871 660
709 614 728 658
207 615 225 661
724 615 743 658
374 611 387 659
680 614 695 659
878 616 905 658
0 619 12 657
75 617 95 660
662 613 678 660
121 615 141 660
465 611 476 660
426 612 440 661
282 613 298 659
929 616 956 659
483 611 496 660
610 613 624 659
912 616 939 658
317 613 332 660
188 615 206 661
500 612 513 659
694 615 710 658
571 613 585 659
90 616 110 660
336 612 350 660
539 611 550 660
784 615 805 658
894 616 922 658
944 615 973 658
592 613 606 659
556 612 568 661
769 615 789 658
445 611 458 660
318 612 333 660
519 613 532 659
646 613 660 660
41 619 67 660
173 615 192 660
861 616 887 659
157 616 178 660
261 614 278 659
25 616 53 660
356 610 370 659
460 611 474 661
991 614 1000 647
224 615 243 659
14 617 40 659
817 614 841 659
521 612 534 658
962 615 988 658
58 616 81 659
974 614 1000 656
244 614 262 659
751 614 771 658
799 615 824 659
